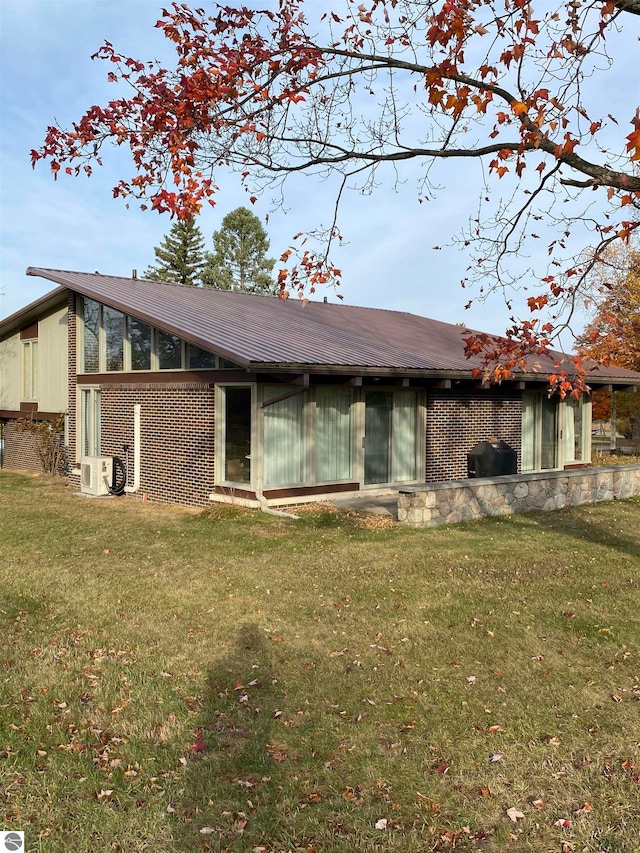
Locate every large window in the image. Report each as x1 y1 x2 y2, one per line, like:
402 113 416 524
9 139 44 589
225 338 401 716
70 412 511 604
83 298 100 373
263 385 306 487
157 330 182 370
79 296 228 373
22 340 38 400
103 307 124 372
316 387 353 482
129 317 152 370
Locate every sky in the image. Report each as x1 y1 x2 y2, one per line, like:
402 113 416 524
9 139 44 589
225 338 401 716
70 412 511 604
0 0 638 342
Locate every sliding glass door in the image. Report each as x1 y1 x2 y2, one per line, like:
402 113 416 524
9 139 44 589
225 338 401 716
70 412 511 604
364 390 418 485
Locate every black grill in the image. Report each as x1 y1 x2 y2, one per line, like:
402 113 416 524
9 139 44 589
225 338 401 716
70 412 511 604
467 440 517 478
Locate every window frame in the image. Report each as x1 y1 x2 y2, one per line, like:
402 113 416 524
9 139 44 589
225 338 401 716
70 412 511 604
215 383 257 488
21 339 38 401
521 392 591 472
78 295 238 374
78 385 101 459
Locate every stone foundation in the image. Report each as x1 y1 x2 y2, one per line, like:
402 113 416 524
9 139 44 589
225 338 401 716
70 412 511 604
398 464 640 527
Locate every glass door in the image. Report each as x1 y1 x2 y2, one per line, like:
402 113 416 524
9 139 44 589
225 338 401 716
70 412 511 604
540 395 558 469
364 391 392 485
223 386 252 483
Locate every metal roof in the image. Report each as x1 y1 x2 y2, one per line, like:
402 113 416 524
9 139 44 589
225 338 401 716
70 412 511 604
13 267 640 384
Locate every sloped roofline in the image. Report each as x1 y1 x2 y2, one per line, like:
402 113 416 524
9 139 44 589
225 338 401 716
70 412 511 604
11 266 640 387
0 287 68 340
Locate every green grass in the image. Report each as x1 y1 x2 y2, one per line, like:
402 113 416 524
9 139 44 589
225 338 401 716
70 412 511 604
1 471 639 852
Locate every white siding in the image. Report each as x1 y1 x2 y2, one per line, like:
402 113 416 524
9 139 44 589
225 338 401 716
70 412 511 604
0 332 22 410
0 305 67 414
38 307 68 412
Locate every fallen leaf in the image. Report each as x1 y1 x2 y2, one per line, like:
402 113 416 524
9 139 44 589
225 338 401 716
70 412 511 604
554 818 572 828
190 731 207 752
233 812 248 833
574 802 593 816
199 827 216 835
489 752 503 762
506 807 525 822
488 724 503 733
375 818 388 830
612 694 622 702
97 789 114 800
532 798 544 809
547 736 561 745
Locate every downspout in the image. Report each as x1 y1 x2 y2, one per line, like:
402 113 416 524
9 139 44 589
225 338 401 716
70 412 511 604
124 404 141 493
255 478 300 520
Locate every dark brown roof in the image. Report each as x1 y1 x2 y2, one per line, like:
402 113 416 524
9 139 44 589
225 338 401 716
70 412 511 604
13 267 640 385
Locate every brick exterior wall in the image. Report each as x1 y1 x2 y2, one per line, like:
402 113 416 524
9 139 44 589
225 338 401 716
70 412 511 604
1 422 41 471
99 383 215 508
426 388 522 482
68 292 78 477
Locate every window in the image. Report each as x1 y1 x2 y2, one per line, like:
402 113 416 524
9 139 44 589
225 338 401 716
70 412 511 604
222 386 252 483
22 340 38 400
564 400 585 462
316 387 352 482
103 306 124 372
187 344 216 369
79 296 232 373
83 298 100 373
80 388 101 457
129 317 152 370
521 393 590 471
157 330 183 369
263 385 306 487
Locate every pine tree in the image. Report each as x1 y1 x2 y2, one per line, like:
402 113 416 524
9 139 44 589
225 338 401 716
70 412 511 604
201 207 276 294
144 219 205 286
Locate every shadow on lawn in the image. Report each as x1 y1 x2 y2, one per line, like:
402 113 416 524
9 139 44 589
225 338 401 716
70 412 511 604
511 501 640 562
176 623 288 852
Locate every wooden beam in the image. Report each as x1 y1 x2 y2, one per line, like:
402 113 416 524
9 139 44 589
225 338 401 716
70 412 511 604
345 376 363 386
431 378 452 390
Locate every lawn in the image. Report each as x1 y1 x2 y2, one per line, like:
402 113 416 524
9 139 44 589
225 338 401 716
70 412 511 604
1 471 639 853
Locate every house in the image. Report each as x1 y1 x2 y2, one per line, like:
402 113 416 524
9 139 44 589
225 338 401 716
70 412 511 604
1 267 639 509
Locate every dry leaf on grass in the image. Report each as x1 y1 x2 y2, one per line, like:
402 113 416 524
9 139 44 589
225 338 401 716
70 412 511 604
506 807 525 822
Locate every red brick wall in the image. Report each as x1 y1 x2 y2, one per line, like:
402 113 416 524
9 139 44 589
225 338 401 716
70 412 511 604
1 422 41 471
98 383 215 508
426 388 522 482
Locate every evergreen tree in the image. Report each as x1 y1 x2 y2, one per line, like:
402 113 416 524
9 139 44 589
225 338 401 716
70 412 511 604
144 219 205 286
202 207 276 294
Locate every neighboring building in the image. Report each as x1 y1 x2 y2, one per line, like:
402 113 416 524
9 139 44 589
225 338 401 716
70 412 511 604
1 267 639 508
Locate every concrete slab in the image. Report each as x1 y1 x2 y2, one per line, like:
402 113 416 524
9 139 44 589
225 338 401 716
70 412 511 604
326 493 398 518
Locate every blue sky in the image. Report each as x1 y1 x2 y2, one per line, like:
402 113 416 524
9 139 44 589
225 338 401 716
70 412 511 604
1 1 638 342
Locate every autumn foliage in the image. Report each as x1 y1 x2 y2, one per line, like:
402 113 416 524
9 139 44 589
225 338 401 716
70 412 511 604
577 245 640 438
31 0 640 387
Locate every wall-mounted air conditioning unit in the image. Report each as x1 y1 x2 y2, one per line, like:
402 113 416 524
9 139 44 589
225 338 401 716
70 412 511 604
80 456 113 496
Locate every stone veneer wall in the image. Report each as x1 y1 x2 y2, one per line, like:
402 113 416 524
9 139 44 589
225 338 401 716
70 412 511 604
426 389 522 481
398 464 640 527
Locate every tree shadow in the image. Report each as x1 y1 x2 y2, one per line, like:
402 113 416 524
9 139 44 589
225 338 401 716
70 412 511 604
506 501 640 562
174 623 289 852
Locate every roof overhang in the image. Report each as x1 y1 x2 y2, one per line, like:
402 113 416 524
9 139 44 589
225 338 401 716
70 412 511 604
0 287 68 341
